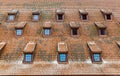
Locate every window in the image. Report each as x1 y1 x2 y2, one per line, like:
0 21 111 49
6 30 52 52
59 53 67 62
81 14 87 20
44 28 50 36
100 29 106 35
93 54 101 62
33 14 39 21
106 14 111 20
25 54 32 62
16 29 22 36
71 28 78 35
8 15 15 21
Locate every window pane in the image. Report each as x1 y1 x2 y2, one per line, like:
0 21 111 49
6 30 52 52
93 54 100 62
82 14 87 20
44 29 50 35
33 15 39 20
106 14 111 20
72 28 78 35
9 15 14 21
58 14 63 20
25 54 32 62
16 29 22 36
59 54 67 62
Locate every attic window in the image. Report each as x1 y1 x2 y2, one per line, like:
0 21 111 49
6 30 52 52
87 41 102 63
16 29 23 36
72 28 78 35
32 10 40 21
57 42 68 63
43 22 52 36
24 53 33 62
15 22 27 36
23 42 36 63
56 9 65 22
70 22 80 36
44 28 51 36
58 53 67 62
79 9 88 21
93 53 101 62
101 9 112 20
8 10 18 21
95 22 107 36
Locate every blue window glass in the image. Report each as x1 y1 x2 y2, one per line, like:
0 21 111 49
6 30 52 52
9 15 15 21
16 29 22 36
44 29 50 35
59 53 67 62
93 54 100 62
25 54 32 62
33 15 39 21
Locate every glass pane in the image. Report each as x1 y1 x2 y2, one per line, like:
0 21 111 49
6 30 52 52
59 54 66 62
9 15 14 21
16 29 22 35
25 54 32 62
44 29 50 35
33 15 39 20
93 54 100 62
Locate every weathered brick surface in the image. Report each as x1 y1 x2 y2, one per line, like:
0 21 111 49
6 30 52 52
0 0 120 75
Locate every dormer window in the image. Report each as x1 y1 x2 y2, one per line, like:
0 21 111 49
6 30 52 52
15 22 27 36
101 9 112 21
95 22 107 36
56 9 65 22
87 41 102 63
43 22 52 37
32 10 40 21
79 9 88 21
8 10 19 21
70 22 80 37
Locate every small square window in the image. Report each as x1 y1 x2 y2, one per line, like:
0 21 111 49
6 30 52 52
106 14 111 20
100 29 106 35
81 14 87 20
57 14 63 20
8 15 15 21
25 54 32 62
16 29 22 36
33 14 39 21
44 28 50 36
93 54 101 62
59 53 67 62
72 28 78 35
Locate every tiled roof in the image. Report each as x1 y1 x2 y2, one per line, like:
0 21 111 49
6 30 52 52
0 42 6 51
43 22 52 28
87 41 102 53
23 42 36 53
101 9 112 15
79 9 88 15
58 42 68 52
15 22 27 29
95 22 107 28
70 21 79 28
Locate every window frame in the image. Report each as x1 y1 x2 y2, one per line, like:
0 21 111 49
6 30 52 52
56 13 64 22
58 52 68 64
23 53 34 63
32 14 39 21
16 29 23 36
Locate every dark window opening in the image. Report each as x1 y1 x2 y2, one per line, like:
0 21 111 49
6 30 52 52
82 14 87 20
106 14 111 20
58 14 63 20
100 29 106 35
72 28 78 35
